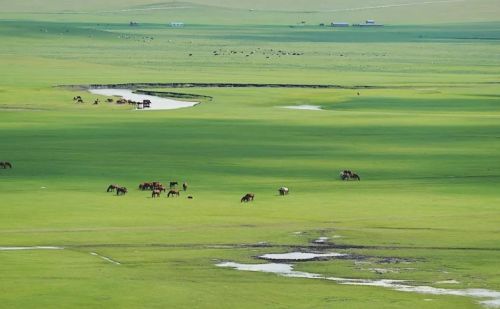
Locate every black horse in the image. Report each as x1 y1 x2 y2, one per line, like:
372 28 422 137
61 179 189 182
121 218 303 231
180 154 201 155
0 161 12 169
241 193 255 203
169 181 178 189
340 170 360 181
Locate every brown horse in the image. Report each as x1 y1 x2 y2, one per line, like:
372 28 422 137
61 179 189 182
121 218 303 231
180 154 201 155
167 189 180 197
139 182 153 190
182 182 188 191
106 98 114 103
116 187 128 195
241 193 255 203
0 162 12 169
152 189 161 198
107 184 119 192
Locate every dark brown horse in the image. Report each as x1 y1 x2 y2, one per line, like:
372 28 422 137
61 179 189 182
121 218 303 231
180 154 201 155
106 98 114 103
152 189 161 198
0 162 12 169
351 173 361 181
167 189 180 197
107 184 119 192
116 187 128 195
182 182 188 191
139 182 153 190
241 193 255 203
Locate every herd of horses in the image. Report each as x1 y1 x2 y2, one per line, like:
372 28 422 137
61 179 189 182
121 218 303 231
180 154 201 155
73 96 152 108
104 183 293 203
2 161 360 202
106 181 188 198
0 161 12 169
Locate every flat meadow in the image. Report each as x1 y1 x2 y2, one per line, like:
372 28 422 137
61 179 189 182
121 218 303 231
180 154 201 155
0 1 499 308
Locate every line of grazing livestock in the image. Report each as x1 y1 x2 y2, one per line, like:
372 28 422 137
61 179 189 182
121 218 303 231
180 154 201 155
106 181 189 198
73 96 151 108
105 170 359 202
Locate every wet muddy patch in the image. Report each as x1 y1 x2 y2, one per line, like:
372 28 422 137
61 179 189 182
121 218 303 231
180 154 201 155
217 261 500 308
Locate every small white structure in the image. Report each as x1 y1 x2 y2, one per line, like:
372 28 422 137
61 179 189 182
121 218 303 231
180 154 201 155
331 22 349 27
353 20 384 27
170 22 185 28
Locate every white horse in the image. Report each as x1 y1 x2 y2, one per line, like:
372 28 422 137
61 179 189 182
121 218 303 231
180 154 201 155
278 187 289 196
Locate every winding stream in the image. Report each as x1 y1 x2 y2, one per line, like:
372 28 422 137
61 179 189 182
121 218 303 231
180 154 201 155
88 88 199 110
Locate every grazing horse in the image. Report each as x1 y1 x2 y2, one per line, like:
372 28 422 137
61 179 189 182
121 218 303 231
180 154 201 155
73 96 82 101
278 187 289 196
116 187 128 195
139 182 153 190
0 161 12 169
241 193 255 203
182 182 188 191
169 181 178 189
76 98 84 103
107 184 119 192
340 170 360 181
106 98 114 103
152 189 161 198
167 189 180 197
93 99 99 105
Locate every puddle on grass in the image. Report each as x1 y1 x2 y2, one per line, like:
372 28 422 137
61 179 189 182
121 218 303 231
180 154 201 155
90 252 121 265
280 105 323 111
313 237 329 244
259 252 347 261
437 280 460 284
88 88 198 110
0 246 63 251
217 262 500 308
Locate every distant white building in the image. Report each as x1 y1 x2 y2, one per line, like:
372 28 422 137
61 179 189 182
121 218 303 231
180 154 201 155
170 22 185 28
331 22 349 27
353 20 384 27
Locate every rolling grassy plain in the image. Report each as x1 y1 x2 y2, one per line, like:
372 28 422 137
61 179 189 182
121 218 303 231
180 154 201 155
1 1 500 308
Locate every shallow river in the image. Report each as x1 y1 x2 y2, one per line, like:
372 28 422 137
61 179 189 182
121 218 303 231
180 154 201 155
88 88 198 110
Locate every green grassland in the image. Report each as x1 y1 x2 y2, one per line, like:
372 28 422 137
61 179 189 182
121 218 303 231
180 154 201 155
1 1 500 308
